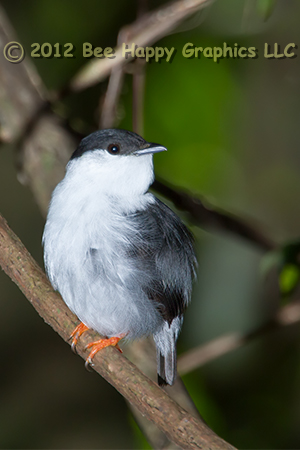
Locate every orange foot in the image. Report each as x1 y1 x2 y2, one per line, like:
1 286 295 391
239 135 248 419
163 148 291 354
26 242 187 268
70 322 89 354
84 333 126 370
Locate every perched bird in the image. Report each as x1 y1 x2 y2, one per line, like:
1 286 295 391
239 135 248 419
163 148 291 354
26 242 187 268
43 129 197 386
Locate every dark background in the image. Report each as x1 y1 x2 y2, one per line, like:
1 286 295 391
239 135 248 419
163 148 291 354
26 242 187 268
1 0 300 448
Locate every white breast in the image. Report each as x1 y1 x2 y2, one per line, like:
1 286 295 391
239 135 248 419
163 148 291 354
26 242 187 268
43 151 163 339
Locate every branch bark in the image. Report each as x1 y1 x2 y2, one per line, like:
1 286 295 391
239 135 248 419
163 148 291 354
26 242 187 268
0 212 236 450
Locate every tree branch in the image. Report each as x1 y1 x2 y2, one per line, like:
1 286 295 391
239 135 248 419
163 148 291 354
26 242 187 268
0 4 45 142
178 299 300 376
69 0 213 92
0 212 236 450
152 179 276 251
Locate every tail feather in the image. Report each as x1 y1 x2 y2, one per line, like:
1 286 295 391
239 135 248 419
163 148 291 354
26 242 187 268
154 317 182 386
157 346 177 386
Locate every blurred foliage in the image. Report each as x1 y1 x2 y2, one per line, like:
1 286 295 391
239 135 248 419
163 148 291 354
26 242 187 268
1 0 300 449
256 0 278 21
280 263 299 296
279 241 300 296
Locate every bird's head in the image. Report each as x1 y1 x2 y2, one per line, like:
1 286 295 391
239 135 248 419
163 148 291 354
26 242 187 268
66 129 167 199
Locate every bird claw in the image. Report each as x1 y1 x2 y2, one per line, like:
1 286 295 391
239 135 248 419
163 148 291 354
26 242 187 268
115 343 123 353
83 334 126 368
69 322 89 354
71 339 78 354
84 358 94 372
69 326 126 371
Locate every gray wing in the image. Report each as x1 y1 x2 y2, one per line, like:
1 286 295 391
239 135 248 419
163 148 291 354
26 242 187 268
130 197 197 385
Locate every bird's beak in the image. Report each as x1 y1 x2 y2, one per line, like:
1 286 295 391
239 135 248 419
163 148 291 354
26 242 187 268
134 143 167 156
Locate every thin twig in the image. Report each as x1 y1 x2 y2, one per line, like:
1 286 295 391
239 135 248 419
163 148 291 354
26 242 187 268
132 58 146 135
178 299 300 376
99 28 130 129
69 0 213 92
99 67 125 129
0 213 236 450
100 2 147 133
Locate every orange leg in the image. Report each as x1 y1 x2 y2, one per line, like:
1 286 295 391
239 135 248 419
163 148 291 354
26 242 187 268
84 333 126 369
70 322 89 353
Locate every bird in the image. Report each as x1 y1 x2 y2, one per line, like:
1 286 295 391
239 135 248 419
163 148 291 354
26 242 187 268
43 128 197 386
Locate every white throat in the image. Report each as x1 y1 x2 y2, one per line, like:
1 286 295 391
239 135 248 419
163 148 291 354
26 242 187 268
52 151 155 218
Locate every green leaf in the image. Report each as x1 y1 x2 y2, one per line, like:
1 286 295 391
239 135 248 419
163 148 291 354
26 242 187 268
279 264 300 295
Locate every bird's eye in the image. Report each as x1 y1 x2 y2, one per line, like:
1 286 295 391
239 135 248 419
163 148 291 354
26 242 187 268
107 143 120 155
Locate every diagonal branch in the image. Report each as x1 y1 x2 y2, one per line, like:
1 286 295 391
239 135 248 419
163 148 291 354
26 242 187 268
69 0 213 92
178 299 300 375
152 179 276 251
0 212 236 450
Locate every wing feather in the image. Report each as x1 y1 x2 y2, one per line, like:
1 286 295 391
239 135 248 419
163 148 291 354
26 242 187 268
129 197 197 324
